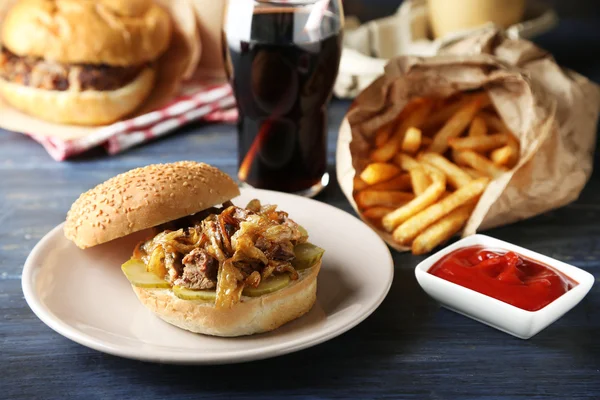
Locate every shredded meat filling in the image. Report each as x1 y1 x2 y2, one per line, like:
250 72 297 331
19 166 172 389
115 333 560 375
135 200 309 308
175 248 218 290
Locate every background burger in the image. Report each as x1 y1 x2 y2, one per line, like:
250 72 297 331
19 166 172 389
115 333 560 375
64 162 324 337
0 0 171 125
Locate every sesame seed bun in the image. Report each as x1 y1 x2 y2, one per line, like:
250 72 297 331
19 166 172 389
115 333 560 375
1 0 171 66
64 162 240 249
133 261 320 337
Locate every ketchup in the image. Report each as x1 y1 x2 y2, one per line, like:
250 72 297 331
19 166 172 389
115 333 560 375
429 245 576 311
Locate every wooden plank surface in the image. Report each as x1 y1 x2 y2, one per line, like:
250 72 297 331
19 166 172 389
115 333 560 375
0 19 599 400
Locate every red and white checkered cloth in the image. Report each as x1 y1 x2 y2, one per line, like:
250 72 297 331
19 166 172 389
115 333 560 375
27 82 238 161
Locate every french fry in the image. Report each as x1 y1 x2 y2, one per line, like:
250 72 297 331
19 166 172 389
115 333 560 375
490 146 514 166
418 152 472 188
360 163 400 185
353 176 369 191
370 139 398 164
374 123 393 148
448 133 509 152
398 97 429 119
421 136 433 148
479 110 509 132
451 149 466 165
369 173 412 191
425 96 479 125
421 93 489 131
363 206 395 220
363 207 394 229
421 101 465 131
382 164 447 232
394 153 421 171
479 111 520 166
428 93 488 153
468 116 487 137
392 177 490 245
401 127 422 154
454 150 507 179
371 101 434 162
439 191 452 200
356 190 415 208
409 166 431 196
490 134 519 168
373 100 425 148
356 93 522 254
411 203 475 255
462 167 486 179
420 163 443 179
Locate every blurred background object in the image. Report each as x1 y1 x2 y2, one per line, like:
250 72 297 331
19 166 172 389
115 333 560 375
339 0 600 81
334 0 560 98
342 0 599 23
427 0 525 38
0 0 237 160
1 0 596 159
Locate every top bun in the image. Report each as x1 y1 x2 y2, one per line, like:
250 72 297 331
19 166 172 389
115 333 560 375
1 0 171 66
64 162 240 249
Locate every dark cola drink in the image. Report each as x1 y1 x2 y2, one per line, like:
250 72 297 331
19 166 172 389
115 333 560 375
224 5 343 195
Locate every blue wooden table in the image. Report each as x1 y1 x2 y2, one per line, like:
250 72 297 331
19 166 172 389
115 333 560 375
1 18 600 400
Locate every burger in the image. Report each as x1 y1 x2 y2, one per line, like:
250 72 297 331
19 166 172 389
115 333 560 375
0 0 171 125
64 162 324 337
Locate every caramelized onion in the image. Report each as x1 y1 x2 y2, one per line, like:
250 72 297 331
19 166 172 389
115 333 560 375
244 270 262 288
215 259 245 309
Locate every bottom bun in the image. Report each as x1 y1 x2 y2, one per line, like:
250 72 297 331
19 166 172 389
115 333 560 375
0 67 155 125
132 261 321 337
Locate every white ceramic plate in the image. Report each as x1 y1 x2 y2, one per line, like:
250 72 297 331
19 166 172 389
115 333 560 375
22 188 393 365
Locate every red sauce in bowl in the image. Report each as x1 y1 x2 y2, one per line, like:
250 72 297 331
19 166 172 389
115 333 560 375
428 245 577 311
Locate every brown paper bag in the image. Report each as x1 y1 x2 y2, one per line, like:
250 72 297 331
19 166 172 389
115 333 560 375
0 0 201 140
336 28 600 252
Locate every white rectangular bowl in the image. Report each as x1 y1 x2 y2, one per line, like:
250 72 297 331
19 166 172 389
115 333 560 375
415 235 594 339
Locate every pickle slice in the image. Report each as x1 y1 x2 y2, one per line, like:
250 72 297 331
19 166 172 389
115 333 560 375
242 274 291 297
172 286 217 301
291 243 325 270
298 224 309 239
121 259 170 288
